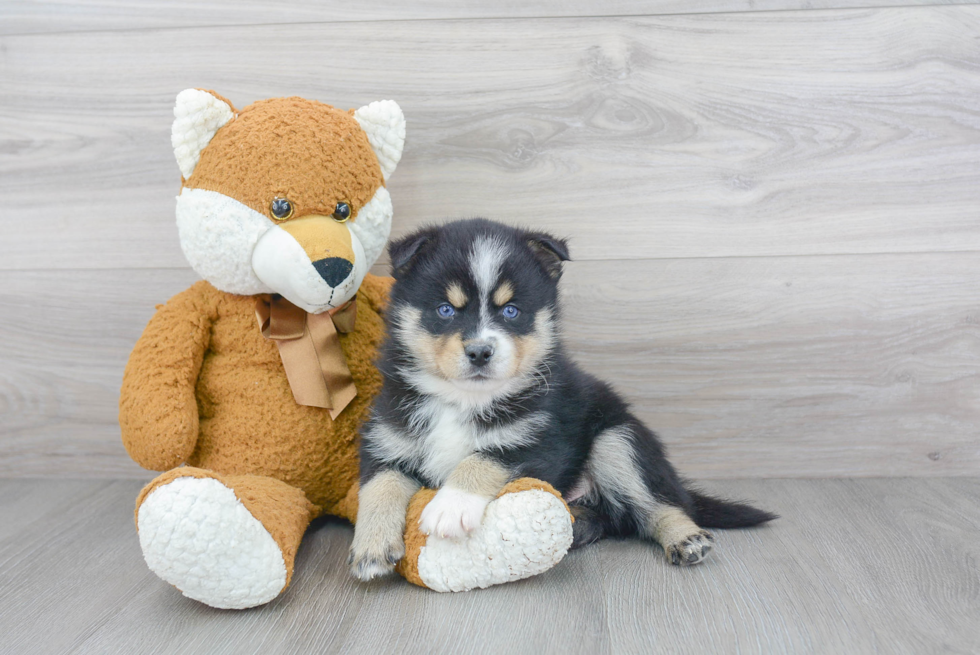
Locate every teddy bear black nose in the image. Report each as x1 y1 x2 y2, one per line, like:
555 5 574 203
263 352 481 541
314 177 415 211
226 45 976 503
312 257 354 287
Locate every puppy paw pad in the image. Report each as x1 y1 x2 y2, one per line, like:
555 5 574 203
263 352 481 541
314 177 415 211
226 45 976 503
666 530 714 567
349 537 405 581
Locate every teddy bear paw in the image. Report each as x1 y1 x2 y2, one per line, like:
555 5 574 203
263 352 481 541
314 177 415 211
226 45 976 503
137 476 287 609
417 489 573 592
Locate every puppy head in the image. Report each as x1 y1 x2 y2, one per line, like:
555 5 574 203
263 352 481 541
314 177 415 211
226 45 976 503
387 219 569 400
171 90 405 313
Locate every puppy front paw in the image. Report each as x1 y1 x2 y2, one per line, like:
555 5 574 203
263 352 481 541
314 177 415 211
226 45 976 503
418 487 490 539
665 530 714 566
349 529 405 582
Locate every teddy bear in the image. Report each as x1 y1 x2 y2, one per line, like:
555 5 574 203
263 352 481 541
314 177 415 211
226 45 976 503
119 89 574 609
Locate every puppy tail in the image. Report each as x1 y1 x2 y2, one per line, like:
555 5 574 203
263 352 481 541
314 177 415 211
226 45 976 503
688 490 777 529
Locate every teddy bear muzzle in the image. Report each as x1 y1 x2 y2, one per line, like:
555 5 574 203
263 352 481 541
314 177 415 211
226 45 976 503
251 214 366 314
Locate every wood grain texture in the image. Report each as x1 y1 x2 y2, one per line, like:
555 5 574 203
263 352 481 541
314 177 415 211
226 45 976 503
1 478 977 653
2 1 976 36
1 253 976 479
3 7 980 269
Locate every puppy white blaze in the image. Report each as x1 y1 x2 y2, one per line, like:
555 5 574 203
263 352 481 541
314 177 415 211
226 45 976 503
469 235 508 306
176 188 274 296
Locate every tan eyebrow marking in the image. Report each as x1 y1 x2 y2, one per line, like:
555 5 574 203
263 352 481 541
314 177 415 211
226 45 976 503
493 281 514 306
447 282 468 308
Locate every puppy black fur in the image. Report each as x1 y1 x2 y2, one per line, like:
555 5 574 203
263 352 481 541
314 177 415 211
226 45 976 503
354 218 775 574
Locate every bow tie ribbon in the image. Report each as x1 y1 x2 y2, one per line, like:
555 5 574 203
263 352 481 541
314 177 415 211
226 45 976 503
255 295 357 419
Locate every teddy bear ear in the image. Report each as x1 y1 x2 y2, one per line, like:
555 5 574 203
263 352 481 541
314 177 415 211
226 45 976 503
171 89 235 179
353 100 406 182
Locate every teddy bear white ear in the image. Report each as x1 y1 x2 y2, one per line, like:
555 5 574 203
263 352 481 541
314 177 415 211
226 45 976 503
172 89 235 179
353 100 406 181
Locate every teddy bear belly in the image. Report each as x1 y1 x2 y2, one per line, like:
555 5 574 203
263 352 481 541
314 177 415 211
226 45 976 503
185 356 364 513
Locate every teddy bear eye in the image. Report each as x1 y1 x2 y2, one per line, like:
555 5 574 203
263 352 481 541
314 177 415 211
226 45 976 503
333 202 351 222
270 197 293 221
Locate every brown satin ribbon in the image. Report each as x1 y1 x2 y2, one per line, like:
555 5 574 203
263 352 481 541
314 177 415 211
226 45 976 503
255 295 358 420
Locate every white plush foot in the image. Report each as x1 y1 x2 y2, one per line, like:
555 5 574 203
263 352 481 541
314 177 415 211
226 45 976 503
417 489 573 592
418 486 490 539
137 476 287 609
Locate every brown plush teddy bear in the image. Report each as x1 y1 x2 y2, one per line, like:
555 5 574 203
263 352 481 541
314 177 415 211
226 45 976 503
120 90 574 609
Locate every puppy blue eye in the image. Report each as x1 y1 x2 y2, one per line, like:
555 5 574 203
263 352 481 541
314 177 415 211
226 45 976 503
437 304 456 318
501 305 520 319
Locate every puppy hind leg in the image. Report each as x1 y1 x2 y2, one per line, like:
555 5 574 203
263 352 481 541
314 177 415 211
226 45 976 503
569 505 607 550
584 425 715 566
647 505 714 566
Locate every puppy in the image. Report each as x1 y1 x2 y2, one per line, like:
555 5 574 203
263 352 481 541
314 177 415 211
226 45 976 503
349 218 775 580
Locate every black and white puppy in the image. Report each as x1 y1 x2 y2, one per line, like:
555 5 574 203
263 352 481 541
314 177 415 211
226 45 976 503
349 218 775 580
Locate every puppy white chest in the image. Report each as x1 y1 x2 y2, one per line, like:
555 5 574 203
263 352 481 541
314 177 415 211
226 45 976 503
420 402 477 486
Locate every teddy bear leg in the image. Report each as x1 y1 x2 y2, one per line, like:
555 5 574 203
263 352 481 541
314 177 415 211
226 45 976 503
396 478 574 592
135 468 316 609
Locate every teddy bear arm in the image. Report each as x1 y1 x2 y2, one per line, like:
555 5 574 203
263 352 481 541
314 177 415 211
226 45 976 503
119 282 216 471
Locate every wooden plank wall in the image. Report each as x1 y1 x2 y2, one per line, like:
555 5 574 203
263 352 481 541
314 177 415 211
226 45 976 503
1 2 978 478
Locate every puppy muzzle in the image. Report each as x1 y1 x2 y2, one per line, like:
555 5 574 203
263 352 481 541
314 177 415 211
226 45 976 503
463 339 495 369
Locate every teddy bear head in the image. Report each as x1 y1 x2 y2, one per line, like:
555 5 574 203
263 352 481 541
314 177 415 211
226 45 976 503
171 89 405 313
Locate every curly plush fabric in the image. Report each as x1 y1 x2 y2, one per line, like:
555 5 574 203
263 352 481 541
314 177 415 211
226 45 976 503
420 490 573 592
186 96 384 222
172 89 236 179
398 479 574 591
122 274 392 514
352 100 406 181
138 476 292 609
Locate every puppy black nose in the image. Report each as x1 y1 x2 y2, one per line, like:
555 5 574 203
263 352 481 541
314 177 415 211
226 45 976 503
312 257 354 287
465 343 494 367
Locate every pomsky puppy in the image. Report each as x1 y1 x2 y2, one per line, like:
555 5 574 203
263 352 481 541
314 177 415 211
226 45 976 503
350 218 775 580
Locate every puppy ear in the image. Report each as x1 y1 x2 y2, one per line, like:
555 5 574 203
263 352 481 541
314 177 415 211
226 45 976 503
389 227 437 279
526 233 570 279
172 89 235 179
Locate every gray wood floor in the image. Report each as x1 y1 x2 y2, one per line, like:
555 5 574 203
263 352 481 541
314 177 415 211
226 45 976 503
1 477 978 654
